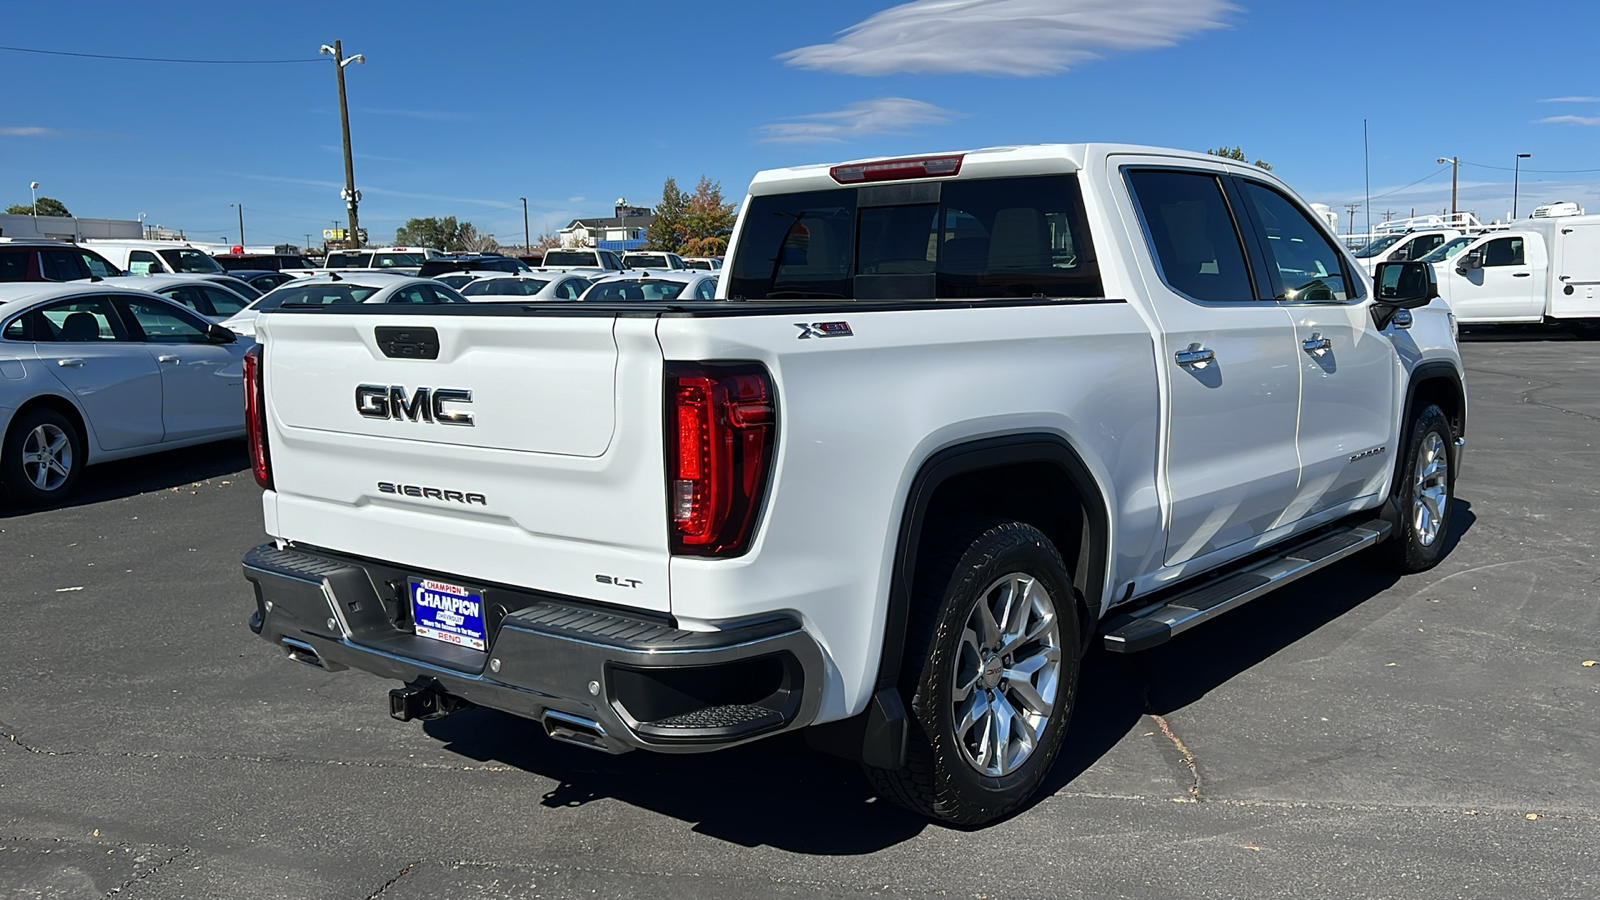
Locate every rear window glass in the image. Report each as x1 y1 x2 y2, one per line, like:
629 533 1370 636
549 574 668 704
584 279 688 301
726 175 1102 300
461 278 550 296
373 252 425 268
325 252 371 268
624 254 669 268
543 250 598 267
259 284 382 308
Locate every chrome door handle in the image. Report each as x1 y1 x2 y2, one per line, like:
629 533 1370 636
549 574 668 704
1174 345 1215 368
158 355 181 364
1302 334 1331 355
56 358 85 368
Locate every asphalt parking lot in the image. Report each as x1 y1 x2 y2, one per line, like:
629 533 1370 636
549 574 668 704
3 330 1597 900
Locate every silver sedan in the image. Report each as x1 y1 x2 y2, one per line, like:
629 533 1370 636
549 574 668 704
0 283 248 504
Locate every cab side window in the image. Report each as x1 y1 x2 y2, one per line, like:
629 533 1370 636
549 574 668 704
1405 234 1445 260
1126 169 1255 303
1238 181 1354 302
1481 237 1525 267
128 251 163 275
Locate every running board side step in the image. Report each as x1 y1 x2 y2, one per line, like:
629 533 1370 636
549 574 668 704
1101 521 1392 653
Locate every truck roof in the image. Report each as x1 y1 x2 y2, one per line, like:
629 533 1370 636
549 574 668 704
746 143 1231 196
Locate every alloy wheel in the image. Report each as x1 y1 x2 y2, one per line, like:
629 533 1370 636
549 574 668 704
951 572 1063 777
1412 431 1449 547
21 423 73 493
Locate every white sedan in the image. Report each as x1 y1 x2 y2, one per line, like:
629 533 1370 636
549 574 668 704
579 270 719 301
117 274 256 322
457 273 592 302
0 283 249 504
222 273 468 337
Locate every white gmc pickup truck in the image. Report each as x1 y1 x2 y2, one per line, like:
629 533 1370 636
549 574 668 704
241 144 1466 825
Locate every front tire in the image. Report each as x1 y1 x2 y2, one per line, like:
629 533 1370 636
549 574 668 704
2 408 85 505
1375 403 1455 573
866 520 1082 826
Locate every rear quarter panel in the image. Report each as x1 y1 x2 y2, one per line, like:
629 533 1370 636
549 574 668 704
657 302 1161 721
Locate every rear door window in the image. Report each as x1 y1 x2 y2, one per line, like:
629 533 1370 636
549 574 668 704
1125 169 1256 303
197 285 250 315
0 249 36 281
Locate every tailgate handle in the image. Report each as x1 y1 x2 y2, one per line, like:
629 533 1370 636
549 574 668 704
374 326 440 360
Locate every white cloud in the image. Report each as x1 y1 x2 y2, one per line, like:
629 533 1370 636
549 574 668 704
0 126 62 136
1539 115 1600 126
760 97 955 143
1538 96 1600 103
779 0 1236 77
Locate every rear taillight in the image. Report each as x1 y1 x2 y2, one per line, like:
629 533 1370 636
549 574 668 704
243 344 272 490
666 362 776 557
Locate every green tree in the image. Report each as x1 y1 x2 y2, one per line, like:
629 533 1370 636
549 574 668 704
1205 146 1272 170
679 176 737 257
646 178 688 253
6 197 71 217
393 216 485 251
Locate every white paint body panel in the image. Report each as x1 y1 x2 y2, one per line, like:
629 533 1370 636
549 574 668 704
251 143 1467 724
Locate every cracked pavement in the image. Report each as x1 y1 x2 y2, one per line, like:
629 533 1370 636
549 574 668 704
2 329 1598 899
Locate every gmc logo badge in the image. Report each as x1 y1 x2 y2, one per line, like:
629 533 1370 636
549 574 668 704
356 385 474 426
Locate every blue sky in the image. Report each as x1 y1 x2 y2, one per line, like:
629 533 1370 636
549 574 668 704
3 0 1598 247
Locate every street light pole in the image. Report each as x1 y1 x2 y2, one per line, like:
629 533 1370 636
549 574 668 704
1435 156 1459 217
231 203 245 249
29 181 38 218
520 197 530 252
321 41 365 249
1513 153 1532 220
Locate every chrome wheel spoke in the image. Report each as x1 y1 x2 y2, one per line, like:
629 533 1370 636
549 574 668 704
953 569 1065 777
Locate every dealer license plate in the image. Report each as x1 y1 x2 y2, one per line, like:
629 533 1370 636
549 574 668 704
408 578 487 651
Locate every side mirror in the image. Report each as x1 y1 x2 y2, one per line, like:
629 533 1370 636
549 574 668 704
1455 250 1482 274
1372 261 1438 329
206 322 239 344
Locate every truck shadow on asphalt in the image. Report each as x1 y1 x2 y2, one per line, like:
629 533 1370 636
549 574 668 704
0 439 247 518
422 500 1474 852
1459 324 1584 342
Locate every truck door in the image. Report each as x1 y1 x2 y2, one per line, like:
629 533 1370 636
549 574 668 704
1121 166 1302 567
1450 235 1542 322
1231 177 1397 518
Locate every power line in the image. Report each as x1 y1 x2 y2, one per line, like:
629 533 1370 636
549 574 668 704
1368 165 1451 202
1460 160 1600 174
0 44 324 65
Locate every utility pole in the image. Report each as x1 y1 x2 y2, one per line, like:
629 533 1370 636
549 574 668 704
1344 203 1360 237
520 197 530 252
231 203 245 249
321 41 365 248
1436 156 1459 216
1513 153 1531 219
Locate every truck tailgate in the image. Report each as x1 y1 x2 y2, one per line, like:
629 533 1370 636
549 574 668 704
258 311 672 612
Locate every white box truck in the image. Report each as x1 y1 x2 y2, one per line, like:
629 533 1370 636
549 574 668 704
1435 211 1600 332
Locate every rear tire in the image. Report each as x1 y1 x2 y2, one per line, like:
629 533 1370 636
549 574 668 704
2 407 85 505
1374 403 1454 573
866 520 1082 826
1569 319 1600 339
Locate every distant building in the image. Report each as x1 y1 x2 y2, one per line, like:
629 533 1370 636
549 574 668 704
560 203 653 250
0 214 142 242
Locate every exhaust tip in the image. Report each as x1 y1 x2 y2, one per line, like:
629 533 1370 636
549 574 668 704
542 710 611 752
281 637 324 668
